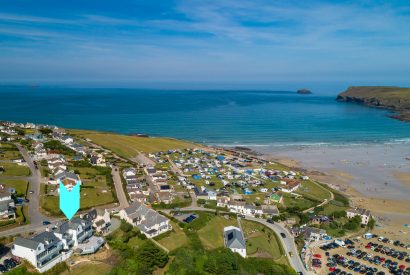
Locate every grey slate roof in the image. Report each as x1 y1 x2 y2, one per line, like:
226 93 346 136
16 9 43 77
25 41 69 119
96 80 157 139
224 226 246 250
124 202 168 234
31 231 60 250
14 237 40 250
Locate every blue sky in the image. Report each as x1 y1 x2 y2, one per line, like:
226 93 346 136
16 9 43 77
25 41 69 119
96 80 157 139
0 0 409 86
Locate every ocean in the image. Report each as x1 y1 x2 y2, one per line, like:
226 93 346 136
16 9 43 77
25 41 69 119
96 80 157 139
1 86 410 147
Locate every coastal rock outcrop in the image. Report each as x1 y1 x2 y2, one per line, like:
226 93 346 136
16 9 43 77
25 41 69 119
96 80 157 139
336 86 410 121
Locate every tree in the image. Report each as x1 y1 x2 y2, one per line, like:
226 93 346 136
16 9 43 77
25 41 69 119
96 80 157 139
120 221 133 232
367 217 376 230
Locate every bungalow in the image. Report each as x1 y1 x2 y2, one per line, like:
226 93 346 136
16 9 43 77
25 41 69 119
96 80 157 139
119 202 171 238
280 179 300 193
346 208 371 225
261 205 279 217
224 226 246 258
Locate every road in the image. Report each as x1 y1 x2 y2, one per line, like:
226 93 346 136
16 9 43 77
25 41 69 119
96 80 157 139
15 144 47 227
111 166 129 209
244 216 312 274
167 206 311 274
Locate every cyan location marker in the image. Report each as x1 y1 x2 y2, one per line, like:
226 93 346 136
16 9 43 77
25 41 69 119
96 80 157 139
59 180 80 220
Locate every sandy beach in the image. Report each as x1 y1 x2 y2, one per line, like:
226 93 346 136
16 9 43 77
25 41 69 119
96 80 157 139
252 143 410 240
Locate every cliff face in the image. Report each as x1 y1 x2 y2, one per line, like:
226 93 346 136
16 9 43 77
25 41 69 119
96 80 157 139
336 86 410 121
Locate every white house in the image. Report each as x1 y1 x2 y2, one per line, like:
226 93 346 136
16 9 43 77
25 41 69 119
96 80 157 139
61 136 74 145
123 168 137 177
0 190 16 220
119 202 171 238
53 218 93 249
81 209 111 234
90 153 106 166
226 201 263 217
346 208 371 225
303 227 327 242
207 190 217 200
224 226 246 258
12 231 67 272
12 217 94 272
280 180 300 193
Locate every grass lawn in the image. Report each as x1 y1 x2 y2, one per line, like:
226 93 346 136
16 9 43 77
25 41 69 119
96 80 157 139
282 194 316 210
0 162 30 177
197 215 237 250
156 221 188 251
297 180 331 201
0 143 20 160
69 262 112 275
0 179 29 197
320 203 348 215
241 220 284 260
69 130 198 157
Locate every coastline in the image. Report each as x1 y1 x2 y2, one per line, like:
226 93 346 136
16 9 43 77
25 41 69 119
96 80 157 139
245 143 410 241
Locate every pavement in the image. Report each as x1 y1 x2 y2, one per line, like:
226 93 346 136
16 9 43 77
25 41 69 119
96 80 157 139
111 166 129 209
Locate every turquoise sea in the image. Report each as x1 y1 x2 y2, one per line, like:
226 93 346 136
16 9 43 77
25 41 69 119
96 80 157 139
1 86 410 147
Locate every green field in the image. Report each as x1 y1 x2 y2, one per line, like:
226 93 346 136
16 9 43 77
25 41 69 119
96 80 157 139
282 194 316 210
69 130 198 157
0 179 29 197
69 262 112 275
296 180 332 201
156 221 188 251
241 220 284 260
0 162 30 177
41 166 115 216
197 215 238 250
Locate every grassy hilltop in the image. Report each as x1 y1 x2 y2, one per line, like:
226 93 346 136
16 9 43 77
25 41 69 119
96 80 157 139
337 86 410 121
69 129 198 158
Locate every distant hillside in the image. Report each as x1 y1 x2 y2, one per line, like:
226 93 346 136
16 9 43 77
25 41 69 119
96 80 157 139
336 86 410 121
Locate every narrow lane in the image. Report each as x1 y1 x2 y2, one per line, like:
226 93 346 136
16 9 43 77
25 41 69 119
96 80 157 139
111 166 129 209
15 143 46 226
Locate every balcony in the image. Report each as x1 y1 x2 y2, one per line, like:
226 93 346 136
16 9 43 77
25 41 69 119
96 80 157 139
36 245 62 264
77 230 93 243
